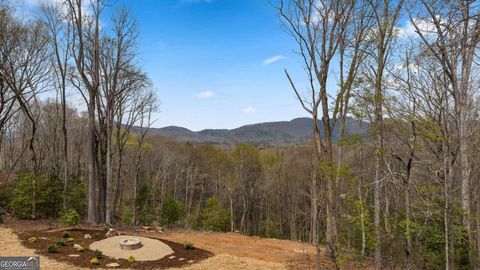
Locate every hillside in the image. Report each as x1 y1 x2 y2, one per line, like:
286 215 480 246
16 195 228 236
135 117 368 145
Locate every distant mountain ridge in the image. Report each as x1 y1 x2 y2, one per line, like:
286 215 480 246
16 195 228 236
133 117 368 145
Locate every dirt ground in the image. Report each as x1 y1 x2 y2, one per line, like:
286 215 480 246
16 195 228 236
0 217 372 269
159 230 316 264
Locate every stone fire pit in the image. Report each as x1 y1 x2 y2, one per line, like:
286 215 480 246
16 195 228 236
89 236 174 261
119 238 143 250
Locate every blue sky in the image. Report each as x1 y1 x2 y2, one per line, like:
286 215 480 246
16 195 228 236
121 0 309 131
21 0 332 131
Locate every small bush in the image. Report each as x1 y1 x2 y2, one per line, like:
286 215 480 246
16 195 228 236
55 240 65 246
66 237 75 243
0 182 14 213
27 237 38 243
128 256 135 263
65 176 86 217
11 174 45 219
93 249 103 259
184 241 194 250
47 245 58 253
11 173 64 219
121 206 133 225
136 184 155 225
102 224 110 233
185 213 200 230
62 232 70 238
90 257 99 265
42 175 63 218
159 197 185 227
59 209 80 227
201 197 230 232
259 216 282 239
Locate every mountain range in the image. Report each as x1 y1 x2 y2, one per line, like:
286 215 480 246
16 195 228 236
134 117 369 146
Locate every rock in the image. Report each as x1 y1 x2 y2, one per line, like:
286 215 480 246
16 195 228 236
179 258 185 261
106 263 120 268
27 237 38 243
90 257 99 265
105 228 120 238
73 244 85 252
84 234 92 239
188 260 195 263
168 256 176 259
155 226 164 233
68 254 80 258
142 226 151 230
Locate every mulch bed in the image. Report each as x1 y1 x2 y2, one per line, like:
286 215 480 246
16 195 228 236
16 229 214 269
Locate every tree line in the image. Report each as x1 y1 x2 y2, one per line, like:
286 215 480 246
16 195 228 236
1 0 480 269
278 0 480 269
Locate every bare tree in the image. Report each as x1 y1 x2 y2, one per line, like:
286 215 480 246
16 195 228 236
131 90 157 225
40 1 72 211
411 2 480 263
277 0 368 266
66 0 103 224
359 0 404 268
98 7 141 224
0 11 50 174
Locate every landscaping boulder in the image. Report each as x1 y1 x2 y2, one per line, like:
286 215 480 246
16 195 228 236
105 228 120 238
84 234 92 239
106 263 120 268
73 244 84 252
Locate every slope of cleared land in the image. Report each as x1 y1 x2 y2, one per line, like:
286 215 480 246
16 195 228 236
0 218 372 269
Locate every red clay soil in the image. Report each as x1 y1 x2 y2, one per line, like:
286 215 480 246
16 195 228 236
4 217 373 270
156 230 373 269
17 229 213 269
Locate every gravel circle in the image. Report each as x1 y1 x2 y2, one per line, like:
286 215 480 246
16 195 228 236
89 236 174 261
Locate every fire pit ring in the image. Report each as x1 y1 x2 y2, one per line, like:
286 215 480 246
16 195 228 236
119 238 143 250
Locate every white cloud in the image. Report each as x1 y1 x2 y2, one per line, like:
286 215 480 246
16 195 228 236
262 55 286 66
397 18 438 38
197 90 215 98
24 0 62 5
242 107 256 113
24 0 94 17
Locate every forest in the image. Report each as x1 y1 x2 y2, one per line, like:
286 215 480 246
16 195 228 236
1 0 480 269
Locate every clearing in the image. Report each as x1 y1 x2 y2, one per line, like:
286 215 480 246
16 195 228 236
0 217 372 269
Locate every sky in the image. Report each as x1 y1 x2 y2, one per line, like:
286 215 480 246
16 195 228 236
115 0 310 131
18 0 406 131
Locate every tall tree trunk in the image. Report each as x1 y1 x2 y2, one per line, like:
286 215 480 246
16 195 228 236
87 99 97 224
373 60 384 270
105 120 113 224
229 188 234 232
97 135 107 223
113 147 124 216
